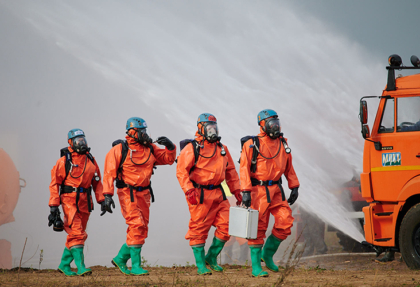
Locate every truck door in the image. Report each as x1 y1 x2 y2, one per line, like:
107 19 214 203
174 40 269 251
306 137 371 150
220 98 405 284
370 96 420 201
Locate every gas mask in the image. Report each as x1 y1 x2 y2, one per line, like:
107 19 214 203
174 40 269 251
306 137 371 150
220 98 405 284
72 136 89 154
204 122 219 143
264 118 281 139
132 128 152 145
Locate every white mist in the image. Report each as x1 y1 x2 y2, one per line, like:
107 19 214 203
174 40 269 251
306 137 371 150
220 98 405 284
0 0 386 268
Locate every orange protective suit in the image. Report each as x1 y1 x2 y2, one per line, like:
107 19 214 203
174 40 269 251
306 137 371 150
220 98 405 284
176 132 241 246
239 129 300 245
102 136 176 246
49 148 104 249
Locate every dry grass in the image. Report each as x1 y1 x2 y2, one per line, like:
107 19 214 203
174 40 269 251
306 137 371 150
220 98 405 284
1 251 420 286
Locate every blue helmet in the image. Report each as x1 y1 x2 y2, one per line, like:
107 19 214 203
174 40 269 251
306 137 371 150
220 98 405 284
67 128 89 154
257 109 278 125
67 128 85 140
126 117 147 131
197 113 217 126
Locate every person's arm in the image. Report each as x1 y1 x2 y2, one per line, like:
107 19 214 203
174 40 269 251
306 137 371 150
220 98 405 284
102 145 122 196
239 139 254 191
91 157 105 203
152 143 177 166
283 139 300 189
48 158 66 206
224 146 241 192
175 144 196 193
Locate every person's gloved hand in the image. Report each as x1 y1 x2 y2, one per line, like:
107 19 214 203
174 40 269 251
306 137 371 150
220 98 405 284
232 190 242 206
287 187 299 205
242 190 251 208
48 206 59 227
48 206 64 231
156 136 175 151
100 194 115 216
185 189 198 205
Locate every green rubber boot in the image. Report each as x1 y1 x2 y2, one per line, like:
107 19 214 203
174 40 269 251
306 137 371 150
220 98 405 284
112 243 131 275
250 245 269 277
261 234 282 272
205 237 225 272
57 247 76 276
70 246 92 276
129 246 149 276
192 245 212 275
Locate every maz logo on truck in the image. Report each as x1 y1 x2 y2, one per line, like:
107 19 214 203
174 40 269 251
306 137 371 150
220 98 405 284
382 152 401 166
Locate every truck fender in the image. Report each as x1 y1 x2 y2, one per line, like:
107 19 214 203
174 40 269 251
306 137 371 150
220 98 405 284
397 175 420 202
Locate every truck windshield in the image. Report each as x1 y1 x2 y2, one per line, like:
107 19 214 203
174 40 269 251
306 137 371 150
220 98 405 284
397 96 420 132
378 98 394 133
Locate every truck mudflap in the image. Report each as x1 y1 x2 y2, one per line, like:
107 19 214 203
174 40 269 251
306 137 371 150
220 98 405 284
363 203 398 247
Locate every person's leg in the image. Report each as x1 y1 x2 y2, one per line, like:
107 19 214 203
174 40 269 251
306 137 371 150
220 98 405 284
262 191 289 272
129 245 149 276
301 209 315 257
57 247 77 276
59 204 77 276
66 210 91 276
249 245 269 277
186 193 214 275
248 188 271 276
127 190 152 276
192 244 212 275
206 199 230 272
112 243 131 275
376 251 395 262
70 245 92 276
314 222 328 255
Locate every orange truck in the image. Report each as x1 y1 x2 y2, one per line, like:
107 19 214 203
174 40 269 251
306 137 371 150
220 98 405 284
360 54 420 269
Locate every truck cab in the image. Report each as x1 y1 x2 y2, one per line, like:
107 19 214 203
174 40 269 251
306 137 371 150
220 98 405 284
360 54 420 269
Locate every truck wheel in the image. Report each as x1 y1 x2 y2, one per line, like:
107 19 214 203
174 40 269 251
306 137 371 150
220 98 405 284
399 203 420 269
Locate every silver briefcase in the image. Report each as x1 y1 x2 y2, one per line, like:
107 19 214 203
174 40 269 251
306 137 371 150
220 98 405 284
229 206 259 239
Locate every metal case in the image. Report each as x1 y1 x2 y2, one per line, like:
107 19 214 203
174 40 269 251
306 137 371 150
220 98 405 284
229 206 259 239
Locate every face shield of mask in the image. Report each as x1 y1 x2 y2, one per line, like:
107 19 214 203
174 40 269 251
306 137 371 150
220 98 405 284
265 118 281 139
204 122 219 142
73 136 89 154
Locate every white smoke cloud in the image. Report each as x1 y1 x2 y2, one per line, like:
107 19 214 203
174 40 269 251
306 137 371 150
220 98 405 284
0 0 385 268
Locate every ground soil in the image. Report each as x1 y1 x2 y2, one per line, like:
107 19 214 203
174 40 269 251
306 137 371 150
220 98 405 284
1 253 419 286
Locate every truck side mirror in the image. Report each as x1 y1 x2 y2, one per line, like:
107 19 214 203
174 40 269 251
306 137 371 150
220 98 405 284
360 100 368 125
362 124 370 139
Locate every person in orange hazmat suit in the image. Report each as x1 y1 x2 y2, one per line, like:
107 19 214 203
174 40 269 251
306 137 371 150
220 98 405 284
176 113 242 275
239 109 300 277
49 128 105 276
102 117 176 276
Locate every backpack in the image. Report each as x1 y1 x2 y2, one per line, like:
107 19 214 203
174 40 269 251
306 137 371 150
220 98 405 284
60 147 96 183
177 139 200 173
111 139 155 187
239 136 260 173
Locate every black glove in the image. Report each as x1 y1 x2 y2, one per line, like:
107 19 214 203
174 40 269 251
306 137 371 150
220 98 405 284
156 136 175 151
48 206 64 232
287 187 299 205
242 191 251 208
100 194 115 216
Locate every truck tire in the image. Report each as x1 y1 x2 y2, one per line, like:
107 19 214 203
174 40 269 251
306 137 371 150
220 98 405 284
399 203 420 269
